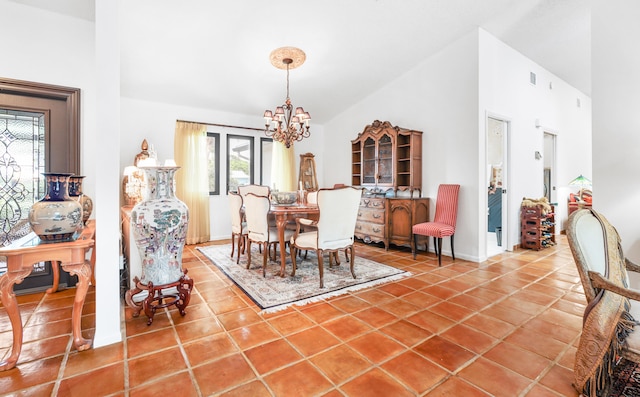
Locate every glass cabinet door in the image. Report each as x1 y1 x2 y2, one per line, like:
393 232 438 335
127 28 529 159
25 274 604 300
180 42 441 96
362 137 376 184
377 133 393 185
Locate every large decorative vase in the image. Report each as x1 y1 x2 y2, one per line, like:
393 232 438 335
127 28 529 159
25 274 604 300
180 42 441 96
68 175 93 225
130 166 189 286
28 172 83 242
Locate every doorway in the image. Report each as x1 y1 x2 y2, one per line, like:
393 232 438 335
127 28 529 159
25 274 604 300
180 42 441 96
486 116 509 257
0 78 81 293
543 132 557 204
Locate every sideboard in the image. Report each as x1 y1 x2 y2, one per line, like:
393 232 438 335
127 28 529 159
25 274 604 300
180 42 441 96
355 196 429 250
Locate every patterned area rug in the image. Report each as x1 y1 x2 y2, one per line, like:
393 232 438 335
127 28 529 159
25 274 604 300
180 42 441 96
610 358 640 397
197 244 410 313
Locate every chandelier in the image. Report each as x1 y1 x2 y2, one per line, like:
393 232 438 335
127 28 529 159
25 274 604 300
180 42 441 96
263 47 311 148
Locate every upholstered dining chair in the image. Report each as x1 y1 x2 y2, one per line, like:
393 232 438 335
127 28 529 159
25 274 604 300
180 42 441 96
567 209 640 397
237 184 270 198
306 190 318 204
298 189 342 263
243 193 293 277
238 184 277 229
411 184 460 266
289 186 362 288
228 192 246 264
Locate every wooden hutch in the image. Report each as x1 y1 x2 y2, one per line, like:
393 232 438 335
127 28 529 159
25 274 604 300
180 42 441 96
351 120 429 249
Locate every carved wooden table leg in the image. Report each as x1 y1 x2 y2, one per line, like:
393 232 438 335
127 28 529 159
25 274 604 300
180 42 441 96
0 268 34 371
46 261 61 294
276 213 288 277
62 260 93 351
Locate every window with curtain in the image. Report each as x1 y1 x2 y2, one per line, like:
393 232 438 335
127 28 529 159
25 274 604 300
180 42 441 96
206 132 220 195
226 134 254 194
174 121 210 244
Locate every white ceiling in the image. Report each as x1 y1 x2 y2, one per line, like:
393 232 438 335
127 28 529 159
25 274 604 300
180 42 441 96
11 0 590 124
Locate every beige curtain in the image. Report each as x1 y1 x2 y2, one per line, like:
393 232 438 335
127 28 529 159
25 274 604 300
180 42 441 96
271 141 296 191
174 121 210 244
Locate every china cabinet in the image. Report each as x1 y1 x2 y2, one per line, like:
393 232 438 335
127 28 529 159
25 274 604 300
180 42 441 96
351 120 422 194
351 120 427 249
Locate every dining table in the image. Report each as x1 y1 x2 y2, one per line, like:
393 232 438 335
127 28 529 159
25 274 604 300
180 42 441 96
270 203 319 277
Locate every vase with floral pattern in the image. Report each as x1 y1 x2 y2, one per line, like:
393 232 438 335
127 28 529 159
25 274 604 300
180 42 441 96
68 175 93 225
130 166 189 285
28 172 83 242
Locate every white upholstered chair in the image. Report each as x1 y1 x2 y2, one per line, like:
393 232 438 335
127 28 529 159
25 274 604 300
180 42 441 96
290 186 362 288
237 184 270 198
302 189 348 264
238 184 277 229
306 190 318 204
243 193 293 277
228 192 246 264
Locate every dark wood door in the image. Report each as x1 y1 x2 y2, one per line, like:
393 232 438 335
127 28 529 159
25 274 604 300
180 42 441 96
0 79 81 293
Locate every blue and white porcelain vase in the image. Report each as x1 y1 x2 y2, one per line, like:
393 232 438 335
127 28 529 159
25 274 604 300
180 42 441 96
131 166 189 285
68 175 93 225
28 172 83 242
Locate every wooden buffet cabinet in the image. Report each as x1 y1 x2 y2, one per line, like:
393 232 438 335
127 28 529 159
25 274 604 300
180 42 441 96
351 120 429 249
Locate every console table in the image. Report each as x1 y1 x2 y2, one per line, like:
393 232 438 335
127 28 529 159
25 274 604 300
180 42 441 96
0 221 95 371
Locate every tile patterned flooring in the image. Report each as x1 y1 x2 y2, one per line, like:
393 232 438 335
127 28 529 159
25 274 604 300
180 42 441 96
0 237 584 396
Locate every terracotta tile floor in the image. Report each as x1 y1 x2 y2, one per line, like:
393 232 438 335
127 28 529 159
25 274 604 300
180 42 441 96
0 237 584 396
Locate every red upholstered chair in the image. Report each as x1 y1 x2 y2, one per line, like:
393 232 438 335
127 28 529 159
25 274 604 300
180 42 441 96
412 184 460 266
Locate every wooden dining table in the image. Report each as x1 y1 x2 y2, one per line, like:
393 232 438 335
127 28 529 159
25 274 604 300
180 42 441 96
270 203 319 277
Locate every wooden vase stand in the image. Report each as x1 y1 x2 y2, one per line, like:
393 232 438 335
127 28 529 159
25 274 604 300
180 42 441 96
125 269 193 325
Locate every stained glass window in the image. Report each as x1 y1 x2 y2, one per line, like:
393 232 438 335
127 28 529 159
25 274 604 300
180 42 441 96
0 109 46 246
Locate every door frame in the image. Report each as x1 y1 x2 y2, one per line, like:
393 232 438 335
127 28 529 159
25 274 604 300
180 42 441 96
543 131 558 205
0 77 81 173
485 112 512 254
0 77 81 293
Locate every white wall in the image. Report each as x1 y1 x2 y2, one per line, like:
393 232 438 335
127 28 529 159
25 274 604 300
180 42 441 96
479 29 592 259
1 0 122 346
592 0 640 261
323 29 592 262
93 0 122 347
0 0 97 199
324 30 480 260
120 97 325 240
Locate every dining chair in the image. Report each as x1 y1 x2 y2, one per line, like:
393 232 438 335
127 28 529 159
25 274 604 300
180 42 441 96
567 209 640 396
238 184 277 229
228 192 246 264
411 184 460 266
237 184 270 198
243 193 293 277
289 186 362 288
306 190 318 205
304 190 346 265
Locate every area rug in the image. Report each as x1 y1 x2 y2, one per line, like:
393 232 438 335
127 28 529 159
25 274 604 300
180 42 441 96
197 244 410 313
609 358 640 397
